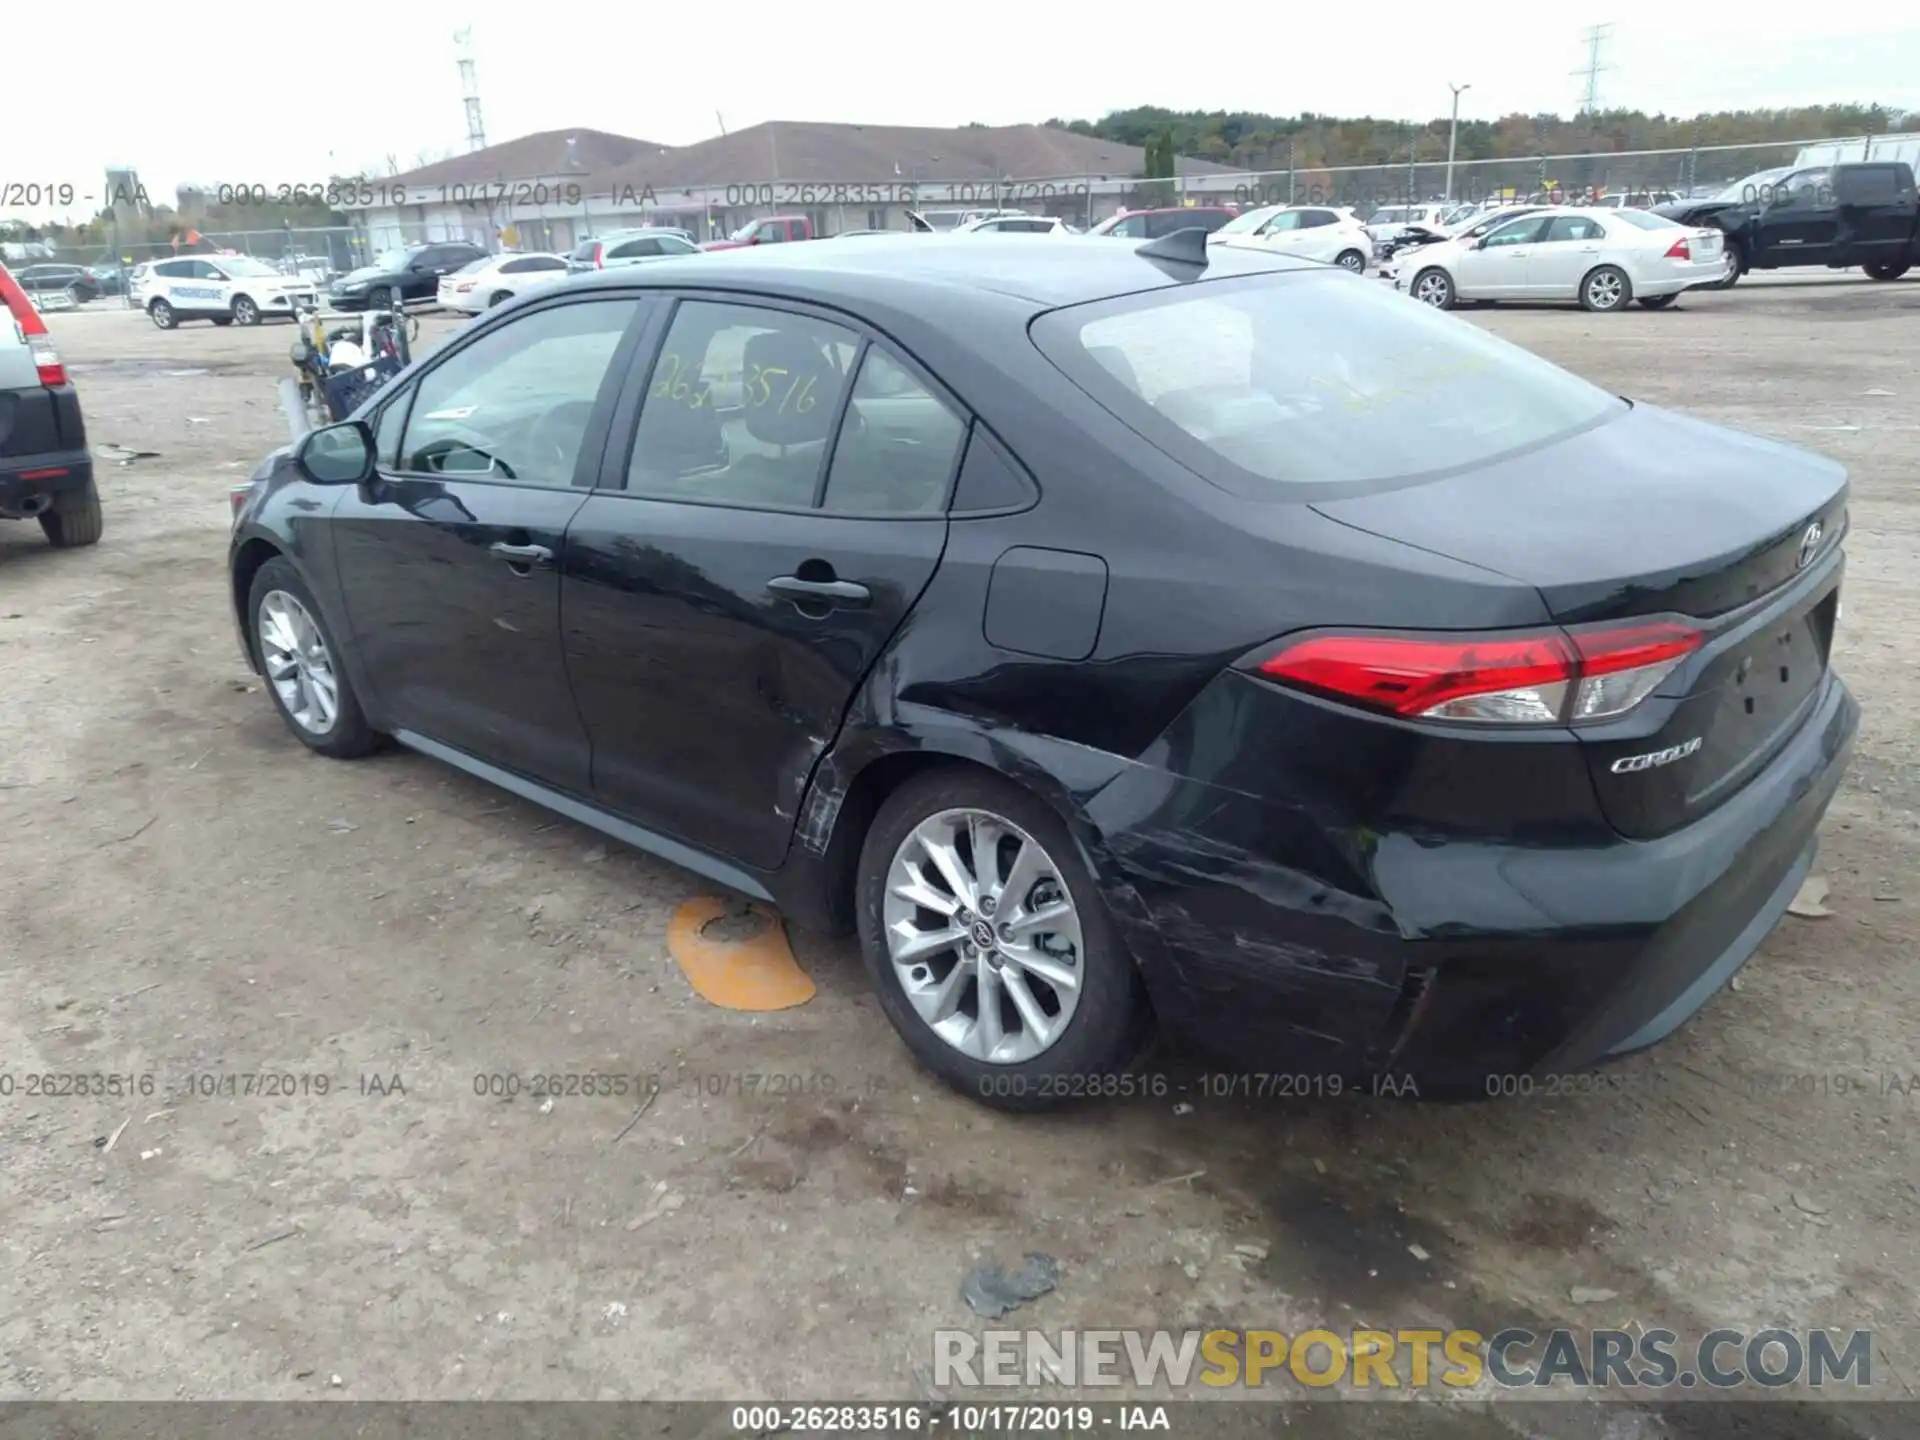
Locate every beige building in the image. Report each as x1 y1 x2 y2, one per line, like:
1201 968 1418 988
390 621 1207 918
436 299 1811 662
344 120 1236 252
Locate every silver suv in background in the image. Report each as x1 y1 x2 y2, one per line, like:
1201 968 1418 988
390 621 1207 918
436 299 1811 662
566 229 701 274
0 264 101 547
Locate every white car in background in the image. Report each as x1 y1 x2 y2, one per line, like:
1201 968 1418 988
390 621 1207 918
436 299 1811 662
1208 204 1373 272
134 254 319 328
955 214 1074 235
436 252 571 314
1394 206 1726 312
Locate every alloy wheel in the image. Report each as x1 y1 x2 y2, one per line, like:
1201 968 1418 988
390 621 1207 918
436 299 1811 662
258 590 339 735
882 807 1084 1064
1413 271 1451 307
1586 270 1626 310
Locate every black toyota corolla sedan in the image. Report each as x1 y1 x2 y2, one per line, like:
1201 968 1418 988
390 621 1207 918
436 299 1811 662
227 233 1857 1108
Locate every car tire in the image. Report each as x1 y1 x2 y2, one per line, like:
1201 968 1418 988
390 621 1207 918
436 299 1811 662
1637 294 1678 309
247 556 382 759
149 299 177 330
372 287 397 315
488 290 513 308
38 478 104 548
1579 265 1633 312
232 295 261 326
1334 248 1367 273
1711 241 1744 290
1410 267 1455 308
1864 261 1911 281
854 767 1152 1112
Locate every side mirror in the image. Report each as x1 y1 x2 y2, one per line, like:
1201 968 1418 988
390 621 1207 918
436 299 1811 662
296 420 375 485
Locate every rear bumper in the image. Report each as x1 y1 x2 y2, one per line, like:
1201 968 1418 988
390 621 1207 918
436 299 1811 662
0 450 94 517
1640 259 1729 295
1089 671 1858 1095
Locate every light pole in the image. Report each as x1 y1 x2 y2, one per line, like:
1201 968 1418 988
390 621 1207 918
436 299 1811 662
1444 82 1471 205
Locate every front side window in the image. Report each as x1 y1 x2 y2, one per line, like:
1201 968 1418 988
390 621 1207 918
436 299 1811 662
1216 205 1284 237
627 301 857 508
1032 269 1624 494
398 298 639 485
1482 217 1546 248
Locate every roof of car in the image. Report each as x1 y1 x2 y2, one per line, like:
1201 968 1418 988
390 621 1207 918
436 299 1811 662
562 232 1311 309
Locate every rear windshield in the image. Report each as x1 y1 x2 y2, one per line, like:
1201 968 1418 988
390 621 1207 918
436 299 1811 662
1611 209 1680 229
1031 270 1624 495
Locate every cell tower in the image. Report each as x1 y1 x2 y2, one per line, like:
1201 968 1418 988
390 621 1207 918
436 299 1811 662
1572 22 1614 115
455 27 487 153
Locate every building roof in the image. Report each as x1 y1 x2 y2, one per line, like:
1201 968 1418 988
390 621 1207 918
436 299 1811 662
601 122 1236 191
386 128 673 187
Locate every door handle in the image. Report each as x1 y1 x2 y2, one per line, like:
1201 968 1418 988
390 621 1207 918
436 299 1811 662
767 575 870 607
490 541 553 569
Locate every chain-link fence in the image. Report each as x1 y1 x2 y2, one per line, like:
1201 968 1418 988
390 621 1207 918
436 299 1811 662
68 227 369 279
1083 141 1810 219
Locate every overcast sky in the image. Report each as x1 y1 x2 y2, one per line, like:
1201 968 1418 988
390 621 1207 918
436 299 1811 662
4 6 1917 221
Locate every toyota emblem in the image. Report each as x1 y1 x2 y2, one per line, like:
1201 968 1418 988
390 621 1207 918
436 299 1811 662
1797 521 1823 570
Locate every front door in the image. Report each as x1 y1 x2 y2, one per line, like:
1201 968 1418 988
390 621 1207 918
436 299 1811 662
329 293 647 793
562 297 965 869
1453 214 1545 298
1753 167 1839 267
1525 213 1608 298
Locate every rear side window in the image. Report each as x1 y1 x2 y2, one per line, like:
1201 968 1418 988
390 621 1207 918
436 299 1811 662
627 301 857 507
609 237 663 259
821 350 966 514
1032 270 1624 495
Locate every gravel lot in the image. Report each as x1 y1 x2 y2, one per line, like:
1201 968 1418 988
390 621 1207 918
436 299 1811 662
2 278 1916 1433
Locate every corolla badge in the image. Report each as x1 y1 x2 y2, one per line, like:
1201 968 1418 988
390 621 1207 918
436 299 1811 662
1611 737 1703 774
1797 521 1823 569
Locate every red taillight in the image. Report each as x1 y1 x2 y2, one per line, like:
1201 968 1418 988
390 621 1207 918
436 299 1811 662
1254 620 1703 726
593 243 605 269
1664 237 1692 261
0 262 68 386
230 482 255 522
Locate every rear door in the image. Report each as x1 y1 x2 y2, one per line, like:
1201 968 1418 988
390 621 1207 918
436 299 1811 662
328 293 649 793
1525 213 1608 298
1832 163 1916 268
561 296 962 868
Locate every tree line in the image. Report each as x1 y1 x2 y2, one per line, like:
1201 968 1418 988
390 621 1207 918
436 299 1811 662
1052 103 1920 174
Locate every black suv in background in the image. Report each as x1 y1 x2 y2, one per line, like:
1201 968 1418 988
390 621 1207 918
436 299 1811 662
328 241 488 312
1656 160 1920 285
0 265 101 547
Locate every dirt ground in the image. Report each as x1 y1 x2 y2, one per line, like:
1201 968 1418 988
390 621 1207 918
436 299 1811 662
2 278 1916 1433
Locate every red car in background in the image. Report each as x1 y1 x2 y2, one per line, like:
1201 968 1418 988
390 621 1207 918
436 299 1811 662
702 216 816 251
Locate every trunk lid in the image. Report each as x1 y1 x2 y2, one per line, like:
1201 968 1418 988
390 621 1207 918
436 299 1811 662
1313 402 1848 838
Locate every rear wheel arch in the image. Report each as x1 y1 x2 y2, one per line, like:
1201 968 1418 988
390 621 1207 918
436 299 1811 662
809 743 1150 958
